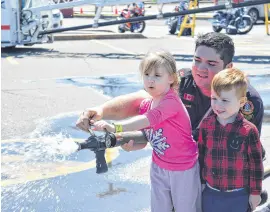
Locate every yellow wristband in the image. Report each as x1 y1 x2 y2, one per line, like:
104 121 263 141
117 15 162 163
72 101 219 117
113 124 123 133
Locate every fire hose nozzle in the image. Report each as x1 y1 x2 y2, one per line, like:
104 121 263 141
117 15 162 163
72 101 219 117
75 130 147 174
75 132 117 174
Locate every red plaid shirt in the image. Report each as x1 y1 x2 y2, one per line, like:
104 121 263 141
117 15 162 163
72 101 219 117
198 112 263 194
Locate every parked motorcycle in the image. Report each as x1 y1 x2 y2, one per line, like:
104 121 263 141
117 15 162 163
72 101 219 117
212 8 253 35
117 2 146 33
166 1 191 36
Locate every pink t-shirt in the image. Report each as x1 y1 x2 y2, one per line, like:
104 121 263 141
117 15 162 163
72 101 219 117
139 89 198 171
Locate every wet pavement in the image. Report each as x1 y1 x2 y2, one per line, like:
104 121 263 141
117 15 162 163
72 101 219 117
1 110 152 212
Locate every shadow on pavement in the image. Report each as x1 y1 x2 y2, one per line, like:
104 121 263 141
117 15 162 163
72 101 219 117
2 48 270 64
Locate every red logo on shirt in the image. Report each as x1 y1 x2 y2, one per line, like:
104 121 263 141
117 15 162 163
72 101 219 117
183 93 194 101
179 70 185 77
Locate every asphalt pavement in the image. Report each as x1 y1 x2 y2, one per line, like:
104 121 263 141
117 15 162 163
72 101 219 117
1 18 270 212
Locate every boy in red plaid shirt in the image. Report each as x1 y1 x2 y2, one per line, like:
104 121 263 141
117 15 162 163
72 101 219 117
198 68 263 212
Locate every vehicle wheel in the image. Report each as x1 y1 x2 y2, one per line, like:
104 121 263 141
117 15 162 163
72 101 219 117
130 21 145 33
212 26 222 32
248 8 259 24
212 14 222 32
138 21 146 33
168 19 177 35
117 17 126 33
118 26 125 33
236 16 253 35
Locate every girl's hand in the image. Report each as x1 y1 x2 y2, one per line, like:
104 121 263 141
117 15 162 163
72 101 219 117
92 120 115 132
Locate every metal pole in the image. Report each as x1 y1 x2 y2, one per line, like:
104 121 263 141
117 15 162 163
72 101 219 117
40 0 270 35
265 4 269 35
16 0 23 44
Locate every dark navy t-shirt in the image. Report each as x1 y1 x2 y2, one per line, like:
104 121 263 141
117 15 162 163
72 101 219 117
178 69 264 137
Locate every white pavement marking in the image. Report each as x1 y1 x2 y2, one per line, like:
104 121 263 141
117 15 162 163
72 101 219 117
91 40 137 55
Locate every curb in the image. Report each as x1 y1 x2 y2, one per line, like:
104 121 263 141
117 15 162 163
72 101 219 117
143 0 213 4
73 13 212 20
54 33 146 41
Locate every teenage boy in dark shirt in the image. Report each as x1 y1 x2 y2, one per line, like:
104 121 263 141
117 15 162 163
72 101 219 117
198 68 263 212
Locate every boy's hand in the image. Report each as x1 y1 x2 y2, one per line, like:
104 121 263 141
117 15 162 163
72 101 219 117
92 120 115 133
249 194 261 211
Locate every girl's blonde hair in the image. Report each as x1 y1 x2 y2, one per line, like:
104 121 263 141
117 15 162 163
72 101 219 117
139 49 179 91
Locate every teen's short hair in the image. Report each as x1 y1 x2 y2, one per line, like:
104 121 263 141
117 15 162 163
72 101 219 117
195 32 235 67
211 68 248 98
139 49 179 90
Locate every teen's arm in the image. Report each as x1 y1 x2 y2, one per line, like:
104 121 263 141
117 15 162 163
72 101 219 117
115 132 148 151
123 141 148 151
76 90 150 132
247 127 263 195
102 90 150 120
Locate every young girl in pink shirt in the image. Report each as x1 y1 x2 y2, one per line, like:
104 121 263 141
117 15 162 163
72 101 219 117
93 49 201 212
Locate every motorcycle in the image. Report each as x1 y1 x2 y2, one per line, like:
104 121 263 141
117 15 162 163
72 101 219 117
212 7 253 35
166 1 191 36
117 2 146 33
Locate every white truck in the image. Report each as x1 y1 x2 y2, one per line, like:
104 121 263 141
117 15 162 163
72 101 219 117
1 0 148 48
1 0 65 47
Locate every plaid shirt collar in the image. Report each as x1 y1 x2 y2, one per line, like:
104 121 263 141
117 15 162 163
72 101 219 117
213 111 244 126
